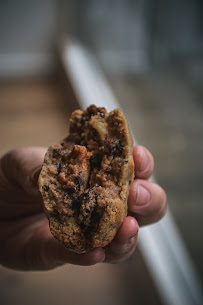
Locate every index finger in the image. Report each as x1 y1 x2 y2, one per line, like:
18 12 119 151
133 146 154 180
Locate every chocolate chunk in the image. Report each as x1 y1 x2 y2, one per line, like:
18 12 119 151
56 162 62 174
72 198 80 210
100 111 105 118
112 140 123 157
42 185 49 192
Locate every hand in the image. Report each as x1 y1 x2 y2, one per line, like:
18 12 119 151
0 146 166 270
104 145 167 263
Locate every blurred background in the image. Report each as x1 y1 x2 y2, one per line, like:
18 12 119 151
0 1 203 305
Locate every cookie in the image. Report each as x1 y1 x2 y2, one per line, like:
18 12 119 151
38 105 134 253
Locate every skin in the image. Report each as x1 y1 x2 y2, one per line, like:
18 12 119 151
0 146 166 270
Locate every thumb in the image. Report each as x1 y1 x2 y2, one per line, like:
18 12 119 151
0 146 47 196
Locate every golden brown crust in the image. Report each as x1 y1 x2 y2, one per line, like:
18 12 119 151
38 105 134 253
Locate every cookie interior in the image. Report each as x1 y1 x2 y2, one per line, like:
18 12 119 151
39 105 134 252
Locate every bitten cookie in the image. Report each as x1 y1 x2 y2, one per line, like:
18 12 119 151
38 105 134 253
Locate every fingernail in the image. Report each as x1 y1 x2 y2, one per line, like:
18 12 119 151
100 254 106 263
31 168 42 186
136 185 150 205
129 229 139 243
139 150 148 171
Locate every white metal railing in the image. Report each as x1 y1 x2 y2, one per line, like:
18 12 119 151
58 38 203 305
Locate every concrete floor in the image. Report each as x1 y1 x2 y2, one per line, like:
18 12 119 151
107 64 203 284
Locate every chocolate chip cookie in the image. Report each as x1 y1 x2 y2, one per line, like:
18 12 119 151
38 105 134 253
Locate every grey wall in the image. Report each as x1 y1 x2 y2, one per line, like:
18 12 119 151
153 0 202 57
0 0 202 77
70 0 203 73
0 0 58 77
